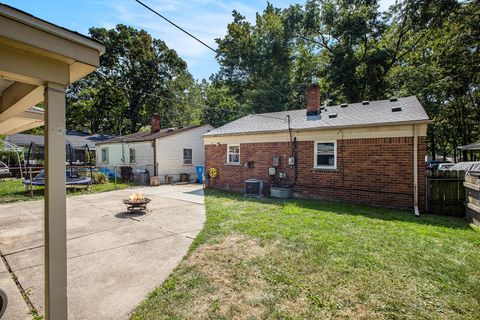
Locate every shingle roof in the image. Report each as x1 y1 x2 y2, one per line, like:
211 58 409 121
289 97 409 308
97 125 206 145
205 96 430 137
458 142 480 151
6 131 115 149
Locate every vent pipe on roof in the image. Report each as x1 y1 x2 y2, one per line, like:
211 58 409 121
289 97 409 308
151 113 161 134
340 103 348 108
390 97 398 102
362 101 370 105
392 106 402 112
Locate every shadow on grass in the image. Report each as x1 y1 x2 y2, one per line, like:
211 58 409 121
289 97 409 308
205 189 475 231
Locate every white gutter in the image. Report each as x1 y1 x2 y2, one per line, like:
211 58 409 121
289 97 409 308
413 124 420 216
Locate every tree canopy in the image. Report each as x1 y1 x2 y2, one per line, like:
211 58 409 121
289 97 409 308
207 0 479 160
66 25 201 135
65 1 479 160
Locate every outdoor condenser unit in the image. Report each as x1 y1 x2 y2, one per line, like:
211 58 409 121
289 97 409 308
245 179 263 197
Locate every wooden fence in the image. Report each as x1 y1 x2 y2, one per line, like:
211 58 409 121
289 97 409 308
465 172 480 225
426 170 465 216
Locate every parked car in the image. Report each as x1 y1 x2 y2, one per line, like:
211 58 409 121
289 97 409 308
426 160 451 171
0 161 12 178
437 163 455 171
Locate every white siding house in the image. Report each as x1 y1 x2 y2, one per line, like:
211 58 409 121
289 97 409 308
156 125 212 180
97 141 155 174
96 124 213 183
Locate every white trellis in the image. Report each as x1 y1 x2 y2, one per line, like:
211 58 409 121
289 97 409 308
1 140 25 178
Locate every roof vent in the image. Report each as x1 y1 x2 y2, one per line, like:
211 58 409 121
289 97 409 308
340 103 348 108
328 113 337 118
392 106 402 112
390 97 398 102
362 100 370 105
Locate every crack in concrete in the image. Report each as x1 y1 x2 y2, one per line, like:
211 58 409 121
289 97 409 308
7 228 200 273
0 249 36 313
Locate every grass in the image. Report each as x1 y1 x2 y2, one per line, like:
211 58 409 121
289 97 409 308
132 189 480 320
0 178 130 204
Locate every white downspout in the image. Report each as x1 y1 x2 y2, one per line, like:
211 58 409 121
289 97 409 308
413 125 420 216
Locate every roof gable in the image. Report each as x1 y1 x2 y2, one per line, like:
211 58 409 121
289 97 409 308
97 125 212 145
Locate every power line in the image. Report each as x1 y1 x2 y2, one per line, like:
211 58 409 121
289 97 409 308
134 0 217 53
94 71 244 115
133 0 290 100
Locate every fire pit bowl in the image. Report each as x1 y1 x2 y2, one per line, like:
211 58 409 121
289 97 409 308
123 198 151 213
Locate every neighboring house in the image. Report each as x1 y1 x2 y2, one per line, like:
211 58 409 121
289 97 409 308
6 131 114 163
96 114 213 183
204 82 430 212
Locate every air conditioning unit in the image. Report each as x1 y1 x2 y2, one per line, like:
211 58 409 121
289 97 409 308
245 179 263 197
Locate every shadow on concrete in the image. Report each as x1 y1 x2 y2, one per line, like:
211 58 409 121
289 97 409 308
183 188 204 196
115 211 147 219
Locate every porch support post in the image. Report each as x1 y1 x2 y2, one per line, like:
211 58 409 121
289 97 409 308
44 82 68 320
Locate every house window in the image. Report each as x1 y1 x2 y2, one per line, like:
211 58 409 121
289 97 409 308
227 144 240 164
314 141 336 169
129 148 136 164
183 148 193 165
101 148 108 164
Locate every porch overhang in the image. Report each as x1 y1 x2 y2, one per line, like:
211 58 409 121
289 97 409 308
0 3 105 135
0 4 105 320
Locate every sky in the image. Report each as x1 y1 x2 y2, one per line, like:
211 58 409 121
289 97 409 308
2 0 396 81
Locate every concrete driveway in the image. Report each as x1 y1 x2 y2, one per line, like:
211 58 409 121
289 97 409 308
0 184 205 319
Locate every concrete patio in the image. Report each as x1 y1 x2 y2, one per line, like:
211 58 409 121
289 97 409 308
0 184 205 319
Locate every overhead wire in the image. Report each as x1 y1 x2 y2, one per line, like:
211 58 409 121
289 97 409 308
133 0 291 101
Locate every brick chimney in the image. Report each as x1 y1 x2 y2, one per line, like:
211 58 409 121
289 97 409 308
306 80 321 116
151 113 161 134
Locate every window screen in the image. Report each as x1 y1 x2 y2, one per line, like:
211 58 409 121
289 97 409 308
129 148 136 163
183 148 193 164
316 142 335 168
228 145 240 164
101 148 108 163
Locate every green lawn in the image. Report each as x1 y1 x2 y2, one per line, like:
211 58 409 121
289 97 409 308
0 178 129 204
132 190 480 320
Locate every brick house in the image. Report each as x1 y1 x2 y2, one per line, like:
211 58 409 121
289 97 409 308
204 83 430 212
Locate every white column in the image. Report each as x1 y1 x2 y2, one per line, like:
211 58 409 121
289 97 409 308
44 82 68 320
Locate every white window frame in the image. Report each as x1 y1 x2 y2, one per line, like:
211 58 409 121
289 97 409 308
129 147 136 164
226 144 240 164
183 148 193 165
314 140 337 169
101 147 108 164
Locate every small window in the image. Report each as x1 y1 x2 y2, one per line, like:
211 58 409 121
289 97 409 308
183 148 193 165
101 148 108 164
227 144 240 164
129 148 136 164
315 141 336 169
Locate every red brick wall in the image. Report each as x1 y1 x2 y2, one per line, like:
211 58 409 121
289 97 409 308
205 137 427 212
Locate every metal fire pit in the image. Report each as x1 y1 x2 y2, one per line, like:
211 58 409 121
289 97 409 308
123 198 151 213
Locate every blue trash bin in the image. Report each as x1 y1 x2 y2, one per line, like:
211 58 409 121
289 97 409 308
195 165 204 183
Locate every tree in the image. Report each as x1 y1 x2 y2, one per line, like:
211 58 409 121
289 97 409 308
211 0 479 160
202 84 245 127
67 25 201 135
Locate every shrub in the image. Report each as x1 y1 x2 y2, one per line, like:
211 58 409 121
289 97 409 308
92 172 108 184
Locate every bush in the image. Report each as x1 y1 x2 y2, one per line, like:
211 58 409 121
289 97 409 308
92 172 108 184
